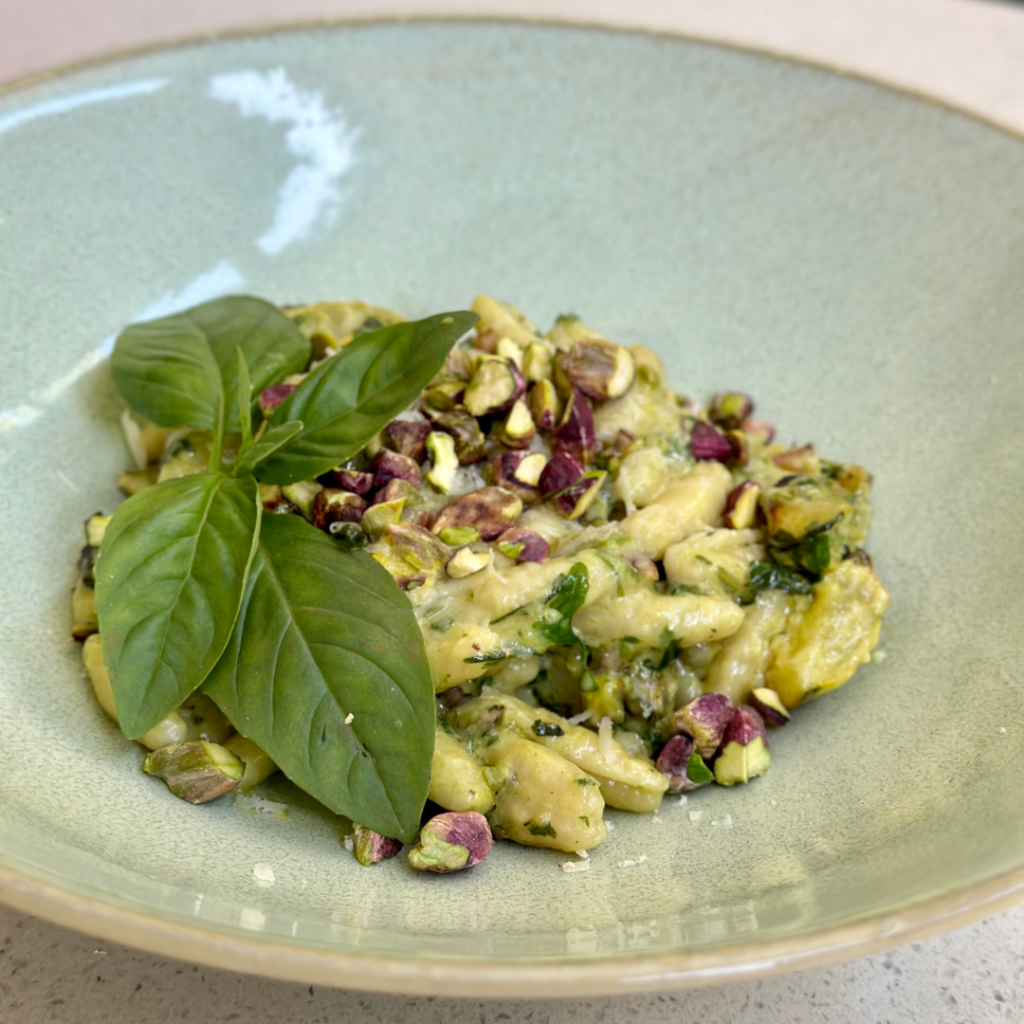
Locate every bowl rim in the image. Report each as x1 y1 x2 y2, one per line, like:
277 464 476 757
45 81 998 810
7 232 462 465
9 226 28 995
3 856 1024 997
2 9 1024 996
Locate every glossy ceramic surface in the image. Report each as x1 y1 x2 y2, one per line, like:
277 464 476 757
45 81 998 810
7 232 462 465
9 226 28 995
1 21 1023 996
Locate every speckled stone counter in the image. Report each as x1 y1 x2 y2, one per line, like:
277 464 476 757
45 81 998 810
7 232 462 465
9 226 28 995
1 903 1021 1023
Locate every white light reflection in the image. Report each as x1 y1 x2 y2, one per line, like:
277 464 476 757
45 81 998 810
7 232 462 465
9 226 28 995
0 260 244 433
0 79 170 135
209 69 358 255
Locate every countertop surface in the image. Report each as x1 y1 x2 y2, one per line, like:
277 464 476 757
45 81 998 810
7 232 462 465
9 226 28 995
1 903 1022 1023
2 1 1024 1021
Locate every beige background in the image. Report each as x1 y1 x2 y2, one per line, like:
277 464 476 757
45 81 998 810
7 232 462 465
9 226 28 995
1 0 1023 1020
2 0 1024 138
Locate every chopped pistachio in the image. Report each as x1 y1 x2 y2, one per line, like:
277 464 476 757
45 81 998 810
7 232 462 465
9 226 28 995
384 419 432 462
723 481 762 530
553 389 596 465
372 449 422 488
425 431 459 492
495 399 536 449
773 445 820 474
438 525 481 546
709 392 754 430
538 452 585 497
495 336 524 368
431 487 524 541
672 693 735 760
748 687 791 728
407 812 492 872
427 407 488 465
513 452 548 488
142 742 244 804
258 384 295 416
713 707 771 785
352 823 403 866
422 379 465 412
446 547 491 579
258 482 283 508
281 480 323 520
527 379 561 430
463 356 526 417
311 489 367 531
523 341 553 382
361 498 407 539
551 470 606 520
561 340 636 400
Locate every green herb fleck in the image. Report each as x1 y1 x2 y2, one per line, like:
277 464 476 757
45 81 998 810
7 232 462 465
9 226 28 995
532 720 565 738
463 650 508 664
527 820 557 838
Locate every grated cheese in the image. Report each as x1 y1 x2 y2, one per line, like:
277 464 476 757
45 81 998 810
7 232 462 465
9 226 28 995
562 860 591 873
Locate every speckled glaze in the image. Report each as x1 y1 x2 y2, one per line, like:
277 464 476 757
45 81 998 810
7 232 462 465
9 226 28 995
1 21 1023 997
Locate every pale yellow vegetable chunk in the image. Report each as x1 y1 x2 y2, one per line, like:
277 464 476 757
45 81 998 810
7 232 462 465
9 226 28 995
766 558 890 708
453 693 668 813
482 732 608 851
573 591 745 648
429 727 496 814
703 589 792 704
620 462 733 559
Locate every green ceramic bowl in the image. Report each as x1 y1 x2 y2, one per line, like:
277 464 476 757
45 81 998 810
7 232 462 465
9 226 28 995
1 20 1022 997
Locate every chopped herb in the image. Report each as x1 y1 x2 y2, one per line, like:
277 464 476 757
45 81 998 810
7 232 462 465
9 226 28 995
430 616 454 633
575 777 596 787
535 563 589 648
463 651 508 664
491 604 528 625
527 820 557 838
578 815 590 827
741 560 814 603
532 720 565 738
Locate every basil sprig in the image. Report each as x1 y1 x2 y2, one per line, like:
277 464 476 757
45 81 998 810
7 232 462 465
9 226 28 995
97 295 476 841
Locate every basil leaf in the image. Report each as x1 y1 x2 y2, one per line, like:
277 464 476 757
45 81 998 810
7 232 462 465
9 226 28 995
258 311 478 484
111 318 223 431
535 562 590 647
203 514 435 842
95 473 261 739
112 296 311 433
235 348 254 455
232 421 304 477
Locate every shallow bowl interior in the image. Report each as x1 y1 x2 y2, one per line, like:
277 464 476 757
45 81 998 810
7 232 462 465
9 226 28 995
1 20 1023 996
